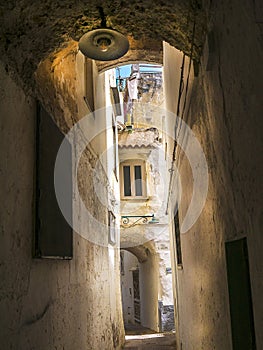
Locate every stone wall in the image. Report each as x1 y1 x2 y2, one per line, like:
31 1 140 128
164 0 263 349
158 302 175 332
0 1 207 93
0 52 125 349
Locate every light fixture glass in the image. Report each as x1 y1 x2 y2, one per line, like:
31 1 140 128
97 38 111 52
94 34 113 52
79 28 129 61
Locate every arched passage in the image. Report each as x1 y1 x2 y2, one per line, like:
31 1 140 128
123 245 150 263
0 1 206 92
120 246 161 332
0 2 262 350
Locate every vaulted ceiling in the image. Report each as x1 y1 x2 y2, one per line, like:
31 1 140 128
0 0 207 92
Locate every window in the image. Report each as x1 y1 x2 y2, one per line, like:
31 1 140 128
174 206 182 268
110 87 122 116
120 160 146 198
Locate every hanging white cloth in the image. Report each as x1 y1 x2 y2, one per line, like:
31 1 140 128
127 64 141 100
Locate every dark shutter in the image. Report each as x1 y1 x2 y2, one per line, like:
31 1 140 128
34 104 73 259
110 87 121 116
225 238 256 349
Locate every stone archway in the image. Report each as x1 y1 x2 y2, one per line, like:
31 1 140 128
120 245 160 331
123 245 150 263
1 2 262 350
0 1 207 136
0 1 207 93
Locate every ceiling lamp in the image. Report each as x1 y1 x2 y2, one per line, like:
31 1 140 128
79 28 129 61
78 7 129 61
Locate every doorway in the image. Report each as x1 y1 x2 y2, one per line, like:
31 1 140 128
225 238 256 349
132 269 141 323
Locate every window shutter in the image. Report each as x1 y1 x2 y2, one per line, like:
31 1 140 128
34 103 73 259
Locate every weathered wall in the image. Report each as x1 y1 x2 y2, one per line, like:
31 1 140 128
139 245 159 331
0 1 207 93
119 142 174 331
121 239 174 332
164 1 263 349
119 136 169 248
120 250 138 324
121 247 160 332
0 53 125 349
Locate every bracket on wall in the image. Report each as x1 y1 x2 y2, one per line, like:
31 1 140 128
121 214 158 227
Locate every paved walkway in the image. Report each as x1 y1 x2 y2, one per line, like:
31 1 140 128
123 324 176 349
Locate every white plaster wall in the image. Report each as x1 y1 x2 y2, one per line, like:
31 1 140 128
164 1 263 349
105 69 121 219
121 249 160 332
156 235 174 307
139 248 159 331
120 251 138 324
121 244 173 332
0 55 125 350
75 52 107 159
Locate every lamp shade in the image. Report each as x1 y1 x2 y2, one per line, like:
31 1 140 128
79 28 129 61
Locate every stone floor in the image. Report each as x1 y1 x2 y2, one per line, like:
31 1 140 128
123 324 176 349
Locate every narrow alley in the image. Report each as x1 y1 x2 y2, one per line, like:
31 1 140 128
0 1 262 350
